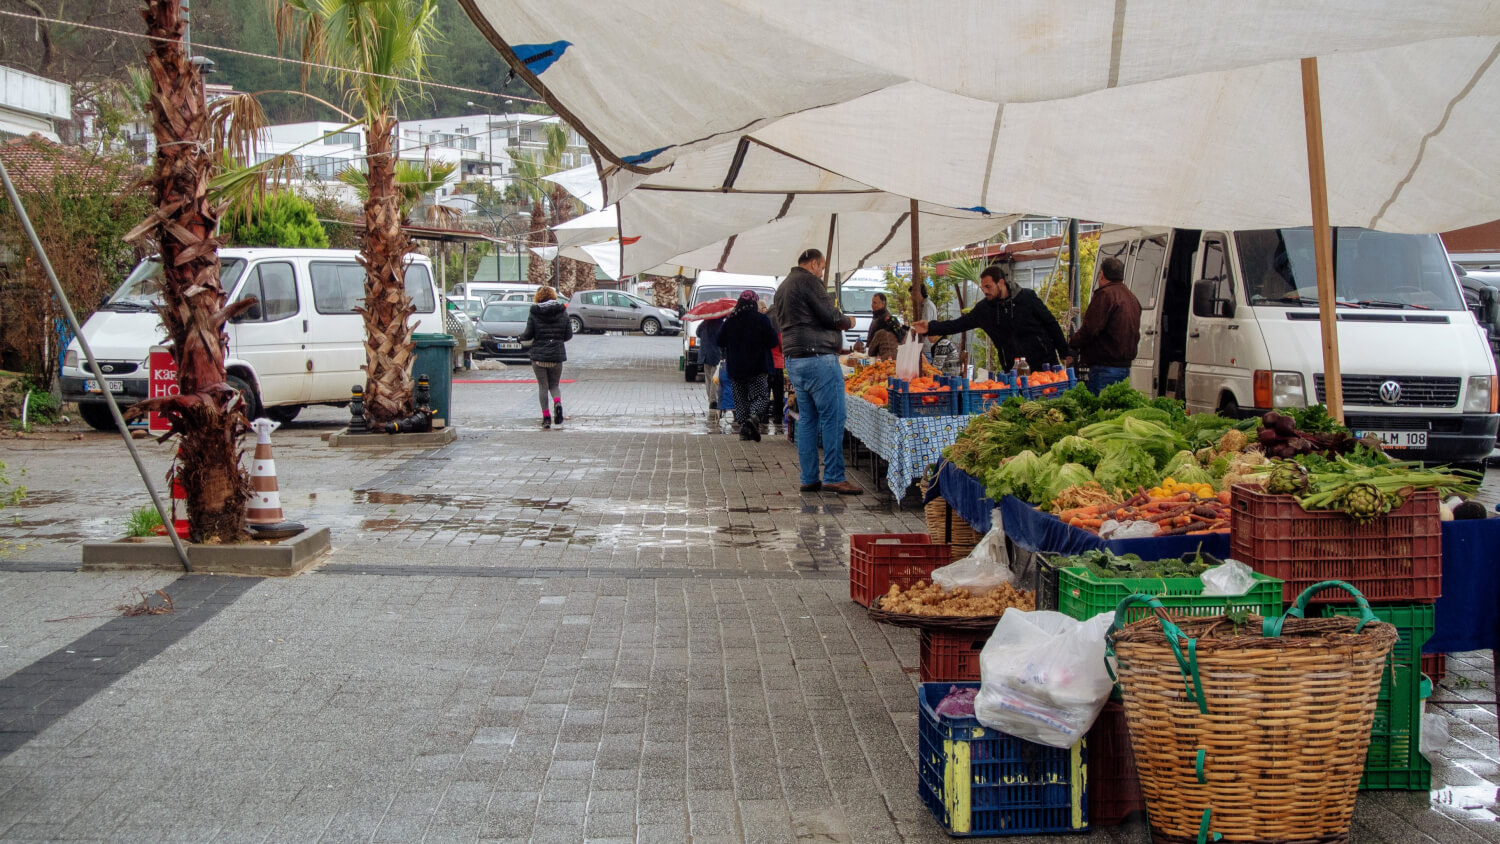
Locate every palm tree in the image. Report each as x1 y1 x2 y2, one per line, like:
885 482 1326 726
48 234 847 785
337 159 457 220
272 0 440 426
540 124 592 295
126 0 255 542
509 153 553 287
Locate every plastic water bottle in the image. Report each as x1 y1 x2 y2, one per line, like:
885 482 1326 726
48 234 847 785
1015 357 1031 378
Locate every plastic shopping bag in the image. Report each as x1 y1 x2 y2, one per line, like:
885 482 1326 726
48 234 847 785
932 523 1013 592
895 332 923 381
1200 557 1257 596
974 609 1116 748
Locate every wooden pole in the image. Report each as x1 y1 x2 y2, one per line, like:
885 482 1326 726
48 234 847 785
1301 57 1343 422
910 198 924 322
823 213 837 299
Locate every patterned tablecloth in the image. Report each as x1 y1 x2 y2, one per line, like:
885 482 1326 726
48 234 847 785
842 395 971 497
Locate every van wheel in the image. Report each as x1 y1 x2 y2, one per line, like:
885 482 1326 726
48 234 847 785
569 315 584 335
265 405 301 424
79 403 116 431
1218 396 1241 419
227 374 261 420
641 317 661 336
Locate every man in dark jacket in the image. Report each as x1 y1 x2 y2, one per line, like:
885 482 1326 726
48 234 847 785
913 265 1068 373
717 290 779 442
779 248 861 495
865 292 891 347
519 286 573 429
1069 256 1142 393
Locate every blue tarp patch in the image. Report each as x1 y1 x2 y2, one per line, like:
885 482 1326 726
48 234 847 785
959 206 991 215
622 147 669 165
513 41 570 75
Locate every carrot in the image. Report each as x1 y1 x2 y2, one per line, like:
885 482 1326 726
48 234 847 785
1073 517 1105 529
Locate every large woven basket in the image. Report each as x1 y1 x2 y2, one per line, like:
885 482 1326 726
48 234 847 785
1110 582 1397 844
924 498 981 559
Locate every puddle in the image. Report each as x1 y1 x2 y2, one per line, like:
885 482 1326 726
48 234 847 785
9 491 70 507
1432 783 1499 820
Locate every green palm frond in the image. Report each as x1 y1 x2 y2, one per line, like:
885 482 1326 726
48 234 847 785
510 153 546 202
338 159 458 217
210 152 301 223
271 0 442 118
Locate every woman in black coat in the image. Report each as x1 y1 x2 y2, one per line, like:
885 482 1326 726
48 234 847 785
519 286 573 429
716 290 779 441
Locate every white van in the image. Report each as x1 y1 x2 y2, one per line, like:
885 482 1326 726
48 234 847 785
449 281 537 302
681 272 779 382
1101 226 1498 463
61 248 442 430
837 269 892 349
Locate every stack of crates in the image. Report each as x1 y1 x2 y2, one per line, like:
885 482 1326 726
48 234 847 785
1230 484 1441 790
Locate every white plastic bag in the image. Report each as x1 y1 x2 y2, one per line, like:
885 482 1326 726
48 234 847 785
932 524 1013 592
974 609 1116 748
1200 558 1257 597
895 331 923 381
1420 712 1450 761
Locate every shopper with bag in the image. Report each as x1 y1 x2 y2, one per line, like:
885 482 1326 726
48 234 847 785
717 290 779 442
779 248 861 495
519 285 572 430
912 265 1069 373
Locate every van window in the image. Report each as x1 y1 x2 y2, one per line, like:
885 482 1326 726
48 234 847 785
405 265 436 313
106 257 245 311
235 262 299 322
1128 236 1167 309
691 286 775 307
1192 237 1234 318
310 262 365 314
839 287 884 314
1237 227 1465 311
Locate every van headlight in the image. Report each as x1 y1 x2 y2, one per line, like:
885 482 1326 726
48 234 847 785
1254 370 1306 409
1463 375 1497 413
64 350 77 370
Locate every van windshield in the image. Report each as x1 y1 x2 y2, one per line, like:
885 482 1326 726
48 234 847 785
693 286 774 306
106 258 246 311
1238 228 1464 311
839 287 885 315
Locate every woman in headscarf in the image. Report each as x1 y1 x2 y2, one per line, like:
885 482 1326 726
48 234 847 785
716 290 779 441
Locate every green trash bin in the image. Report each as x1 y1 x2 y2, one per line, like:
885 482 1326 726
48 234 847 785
411 333 456 428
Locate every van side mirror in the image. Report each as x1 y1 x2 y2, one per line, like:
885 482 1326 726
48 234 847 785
233 302 262 323
1480 286 1499 329
1192 278 1235 319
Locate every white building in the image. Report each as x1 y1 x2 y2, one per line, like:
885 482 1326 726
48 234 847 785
0 66 71 142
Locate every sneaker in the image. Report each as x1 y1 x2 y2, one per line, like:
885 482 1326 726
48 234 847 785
552 402 563 424
542 415 552 430
822 480 863 495
799 482 822 493
738 423 755 441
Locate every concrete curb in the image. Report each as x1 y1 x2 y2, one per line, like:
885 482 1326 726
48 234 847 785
80 527 331 576
325 427 458 448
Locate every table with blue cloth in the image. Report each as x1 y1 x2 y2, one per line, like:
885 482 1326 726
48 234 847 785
1427 515 1500 655
842 395 971 498
936 461 1232 560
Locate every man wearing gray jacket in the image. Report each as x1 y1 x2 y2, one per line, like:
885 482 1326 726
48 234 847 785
777 249 861 495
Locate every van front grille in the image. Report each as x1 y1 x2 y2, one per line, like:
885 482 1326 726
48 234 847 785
1314 374 1459 408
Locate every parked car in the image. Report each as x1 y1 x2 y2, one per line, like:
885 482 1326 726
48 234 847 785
568 289 681 336
474 300 534 360
61 248 442 430
444 298 480 370
450 296 487 320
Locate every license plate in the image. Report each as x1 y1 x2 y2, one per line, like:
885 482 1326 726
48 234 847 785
85 379 124 394
1355 429 1427 450
500 342 522 350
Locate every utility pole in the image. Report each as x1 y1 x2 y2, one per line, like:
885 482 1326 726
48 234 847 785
1067 218 1080 328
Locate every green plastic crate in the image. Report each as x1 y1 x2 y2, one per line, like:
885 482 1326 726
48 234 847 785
1320 603 1434 790
1057 567 1285 624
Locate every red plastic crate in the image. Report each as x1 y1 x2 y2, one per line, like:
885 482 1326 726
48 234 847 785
1229 485 1441 604
1087 700 1145 826
848 533 950 607
1422 652 1446 684
918 629 988 683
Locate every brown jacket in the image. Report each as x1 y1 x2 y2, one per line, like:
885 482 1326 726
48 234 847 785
1069 281 1142 367
868 327 900 360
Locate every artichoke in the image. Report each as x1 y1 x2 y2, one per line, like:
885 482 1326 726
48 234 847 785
1338 482 1387 524
1265 462 1310 496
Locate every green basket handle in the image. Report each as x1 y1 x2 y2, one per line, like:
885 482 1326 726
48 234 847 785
1263 580 1377 638
1107 593 1208 714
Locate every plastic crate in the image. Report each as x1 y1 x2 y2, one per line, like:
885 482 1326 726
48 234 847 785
917 683 1088 836
1230 485 1441 604
887 377 962 418
1034 553 1062 612
1320 603 1433 790
920 629 989 683
960 374 1021 414
1019 366 1077 400
1086 700 1145 827
1422 652 1446 684
848 533 951 607
1056 565 1285 624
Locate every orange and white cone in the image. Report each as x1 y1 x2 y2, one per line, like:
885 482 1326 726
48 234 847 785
247 418 303 536
154 465 190 539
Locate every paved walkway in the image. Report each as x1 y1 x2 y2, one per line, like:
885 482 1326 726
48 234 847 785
0 335 1497 843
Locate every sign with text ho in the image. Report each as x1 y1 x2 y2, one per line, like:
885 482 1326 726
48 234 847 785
147 345 177 436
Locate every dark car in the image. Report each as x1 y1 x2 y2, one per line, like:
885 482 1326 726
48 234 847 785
474 301 534 359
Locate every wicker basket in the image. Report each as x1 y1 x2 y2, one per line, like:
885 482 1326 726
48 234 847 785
924 497 981 559
1110 582 1397 844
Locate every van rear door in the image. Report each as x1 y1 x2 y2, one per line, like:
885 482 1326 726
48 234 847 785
228 260 311 404
1126 234 1170 395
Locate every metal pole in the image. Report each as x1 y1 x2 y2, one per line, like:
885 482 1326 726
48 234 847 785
1067 218 1080 328
909 199 922 322
0 157 191 572
1302 57 1343 423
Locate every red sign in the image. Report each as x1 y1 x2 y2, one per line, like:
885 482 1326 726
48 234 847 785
148 345 177 435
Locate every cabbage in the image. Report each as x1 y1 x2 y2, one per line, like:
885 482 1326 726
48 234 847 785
1046 462 1097 503
1170 463 1215 487
1094 445 1160 495
984 450 1058 505
1050 435 1103 469
1161 450 1200 479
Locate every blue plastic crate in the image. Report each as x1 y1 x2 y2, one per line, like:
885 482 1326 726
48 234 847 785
1019 366 1077 400
917 683 1088 837
958 374 1021 414
888 377 961 418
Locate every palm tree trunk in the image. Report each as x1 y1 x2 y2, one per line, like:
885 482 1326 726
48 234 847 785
129 0 250 543
360 114 416 424
525 195 550 287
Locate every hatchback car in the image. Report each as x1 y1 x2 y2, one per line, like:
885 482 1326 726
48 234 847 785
568 290 681 336
474 301 535 359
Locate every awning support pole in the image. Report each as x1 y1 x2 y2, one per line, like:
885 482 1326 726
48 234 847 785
910 198 923 322
1302 56 1343 422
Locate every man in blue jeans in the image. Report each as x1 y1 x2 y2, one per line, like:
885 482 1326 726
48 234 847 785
1069 256 1142 395
778 248 862 495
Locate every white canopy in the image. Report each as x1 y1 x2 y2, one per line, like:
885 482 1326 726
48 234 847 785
552 205 618 248
461 0 1500 232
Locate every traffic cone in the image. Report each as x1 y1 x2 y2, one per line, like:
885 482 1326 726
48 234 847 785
246 418 304 538
153 468 190 539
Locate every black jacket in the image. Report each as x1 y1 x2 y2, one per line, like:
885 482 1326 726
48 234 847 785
520 300 572 363
926 288 1069 371
717 307 778 379
777 266 849 358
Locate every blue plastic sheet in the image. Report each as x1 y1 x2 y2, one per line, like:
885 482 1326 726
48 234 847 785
1425 516 1500 654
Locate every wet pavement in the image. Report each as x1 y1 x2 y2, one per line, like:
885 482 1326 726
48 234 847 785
0 333 1497 842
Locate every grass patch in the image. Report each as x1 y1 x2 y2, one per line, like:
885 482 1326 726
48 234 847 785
124 506 163 538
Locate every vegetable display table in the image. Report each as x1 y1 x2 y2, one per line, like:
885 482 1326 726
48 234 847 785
842 394 970 498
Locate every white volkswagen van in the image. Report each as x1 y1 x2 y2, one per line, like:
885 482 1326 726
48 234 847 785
61 248 442 430
837 269 892 350
1098 226 1498 463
